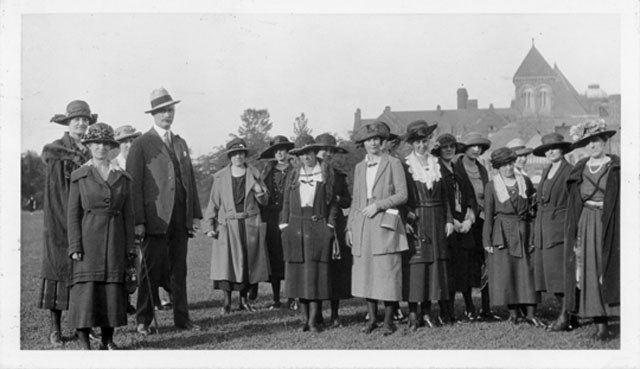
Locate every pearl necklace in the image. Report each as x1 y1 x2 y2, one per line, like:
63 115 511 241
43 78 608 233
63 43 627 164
587 157 608 174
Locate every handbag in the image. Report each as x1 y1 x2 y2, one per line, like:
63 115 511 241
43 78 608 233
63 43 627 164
380 208 400 231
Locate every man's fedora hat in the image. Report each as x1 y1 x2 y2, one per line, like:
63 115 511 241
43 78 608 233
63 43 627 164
224 138 253 157
259 135 295 159
50 100 98 126
81 122 119 148
114 125 142 143
459 132 491 154
315 133 348 154
289 134 324 156
532 133 573 157
404 120 438 144
353 121 391 144
506 138 533 157
145 87 181 114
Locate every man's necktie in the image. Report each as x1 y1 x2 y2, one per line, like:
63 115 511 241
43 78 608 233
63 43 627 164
163 131 172 147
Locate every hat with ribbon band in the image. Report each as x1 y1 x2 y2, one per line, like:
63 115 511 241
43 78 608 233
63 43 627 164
50 100 98 126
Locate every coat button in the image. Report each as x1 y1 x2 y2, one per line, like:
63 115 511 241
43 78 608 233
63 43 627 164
104 198 110 204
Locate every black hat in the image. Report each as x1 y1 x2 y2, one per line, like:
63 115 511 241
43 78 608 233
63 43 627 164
258 135 295 159
532 133 573 157
431 133 465 156
569 119 617 149
224 138 252 157
490 147 517 169
353 121 391 144
50 100 98 126
404 120 438 143
289 134 323 156
315 133 348 154
81 122 119 147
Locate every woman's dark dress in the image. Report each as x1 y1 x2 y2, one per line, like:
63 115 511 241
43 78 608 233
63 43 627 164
262 163 290 281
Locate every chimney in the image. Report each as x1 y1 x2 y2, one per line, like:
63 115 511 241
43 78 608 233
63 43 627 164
489 103 494 110
355 108 361 125
437 105 444 116
457 87 468 110
384 106 391 113
467 99 478 109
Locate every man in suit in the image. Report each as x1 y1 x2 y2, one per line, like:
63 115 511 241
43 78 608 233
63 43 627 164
127 87 203 335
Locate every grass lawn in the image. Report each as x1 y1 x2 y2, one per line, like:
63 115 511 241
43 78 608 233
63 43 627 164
20 211 619 350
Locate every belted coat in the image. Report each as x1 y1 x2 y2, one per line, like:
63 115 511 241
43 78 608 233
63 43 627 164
204 164 270 284
533 159 573 250
67 164 135 285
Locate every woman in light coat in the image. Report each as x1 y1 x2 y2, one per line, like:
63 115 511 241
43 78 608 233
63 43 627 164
347 121 409 336
204 138 270 313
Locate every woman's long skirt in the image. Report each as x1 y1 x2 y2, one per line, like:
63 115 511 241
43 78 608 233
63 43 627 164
575 206 620 317
533 242 564 294
402 259 449 302
284 208 331 300
37 279 69 310
488 247 539 306
265 210 285 282
213 218 256 292
68 282 126 329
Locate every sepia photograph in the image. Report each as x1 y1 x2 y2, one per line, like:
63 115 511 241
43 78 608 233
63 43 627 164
1 0 639 368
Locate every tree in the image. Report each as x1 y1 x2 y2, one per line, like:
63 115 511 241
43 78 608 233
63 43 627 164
21 150 45 209
232 108 273 154
291 112 312 141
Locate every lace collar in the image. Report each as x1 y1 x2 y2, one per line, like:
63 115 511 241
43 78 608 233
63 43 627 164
405 151 441 189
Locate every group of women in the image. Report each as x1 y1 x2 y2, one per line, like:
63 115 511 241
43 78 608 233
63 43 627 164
38 98 620 350
202 118 620 340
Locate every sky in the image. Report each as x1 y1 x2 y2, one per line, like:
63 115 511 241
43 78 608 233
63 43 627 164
19 13 621 156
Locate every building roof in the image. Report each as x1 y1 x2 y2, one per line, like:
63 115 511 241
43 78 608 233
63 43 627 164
551 65 590 116
513 45 556 81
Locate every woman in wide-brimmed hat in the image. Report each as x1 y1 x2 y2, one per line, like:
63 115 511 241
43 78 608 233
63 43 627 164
113 125 142 170
432 133 478 322
347 121 409 335
482 148 542 327
204 138 270 314
529 133 576 331
563 120 619 340
279 134 338 332
38 100 95 347
453 132 499 321
400 121 455 330
257 135 295 310
67 122 136 349
315 133 352 326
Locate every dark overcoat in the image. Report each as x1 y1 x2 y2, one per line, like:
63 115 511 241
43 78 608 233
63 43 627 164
564 155 620 309
533 159 573 250
126 128 202 234
280 159 338 263
453 157 488 222
440 159 476 250
67 165 135 285
204 164 271 284
40 133 91 281
330 168 353 298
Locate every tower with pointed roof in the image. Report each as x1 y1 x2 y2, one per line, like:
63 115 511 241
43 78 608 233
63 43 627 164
513 40 557 116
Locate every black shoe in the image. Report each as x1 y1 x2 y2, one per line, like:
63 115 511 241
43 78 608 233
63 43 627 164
308 324 322 333
267 301 282 310
126 303 137 315
478 310 502 322
381 323 396 336
177 321 201 331
393 308 405 321
593 329 612 341
248 286 258 300
507 315 522 325
99 342 119 350
361 322 377 334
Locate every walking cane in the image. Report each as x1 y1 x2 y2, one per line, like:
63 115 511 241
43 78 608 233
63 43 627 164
136 235 159 333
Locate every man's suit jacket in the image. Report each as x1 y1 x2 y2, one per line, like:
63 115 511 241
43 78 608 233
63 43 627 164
127 127 202 235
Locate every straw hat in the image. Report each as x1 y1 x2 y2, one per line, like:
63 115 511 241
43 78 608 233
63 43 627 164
144 87 181 114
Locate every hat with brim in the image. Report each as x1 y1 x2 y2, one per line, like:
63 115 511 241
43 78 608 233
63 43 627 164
81 122 119 147
145 87 181 114
224 138 254 157
259 135 295 159
490 147 517 169
571 130 617 150
314 133 349 154
405 120 438 143
353 121 391 144
532 133 573 157
569 119 617 150
289 134 324 156
50 100 98 126
506 138 533 157
377 121 399 142
459 132 491 153
431 133 465 156
114 125 142 142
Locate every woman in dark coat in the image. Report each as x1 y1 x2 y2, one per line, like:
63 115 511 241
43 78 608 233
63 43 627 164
432 134 478 322
530 133 575 331
258 136 295 309
316 133 353 327
483 148 542 326
280 134 338 332
402 121 454 330
454 132 499 321
204 138 270 314
38 100 94 346
67 123 135 350
564 120 620 340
